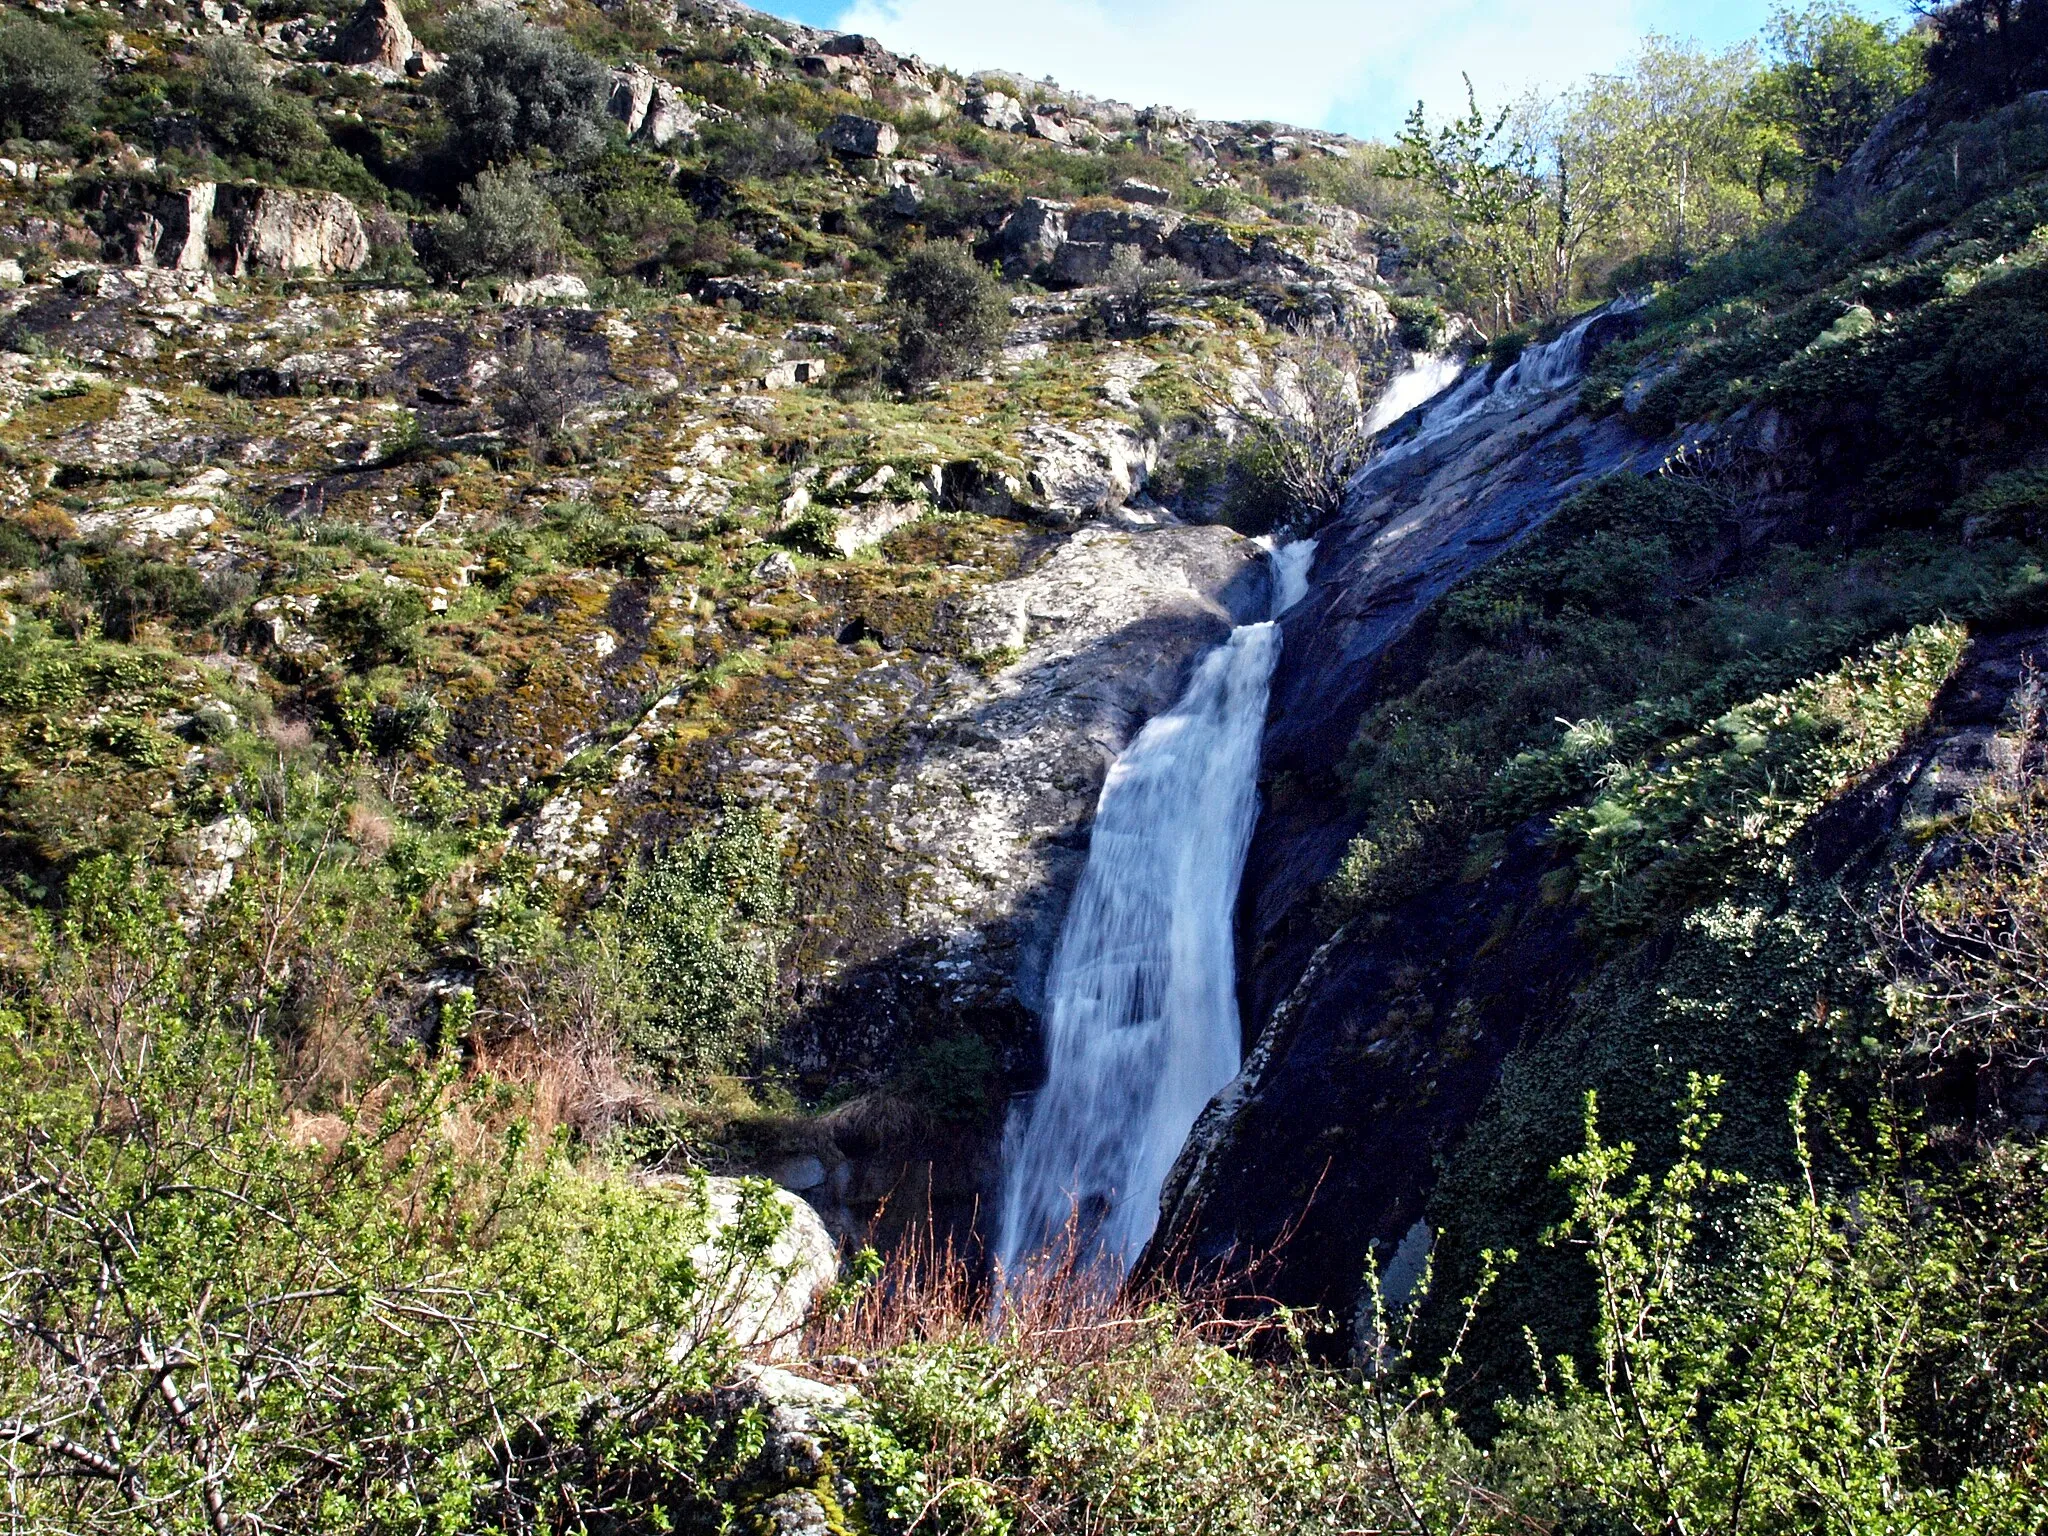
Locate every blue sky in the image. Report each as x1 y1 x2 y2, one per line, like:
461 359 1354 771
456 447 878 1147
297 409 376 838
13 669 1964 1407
754 0 1916 139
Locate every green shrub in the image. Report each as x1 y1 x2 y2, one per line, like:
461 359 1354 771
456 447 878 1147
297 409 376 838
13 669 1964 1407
0 862 782 1534
700 114 820 182
314 578 429 671
438 162 567 278
618 801 788 1080
886 240 1010 390
1553 623 1965 937
778 502 841 557
431 7 608 176
192 38 326 164
899 1034 995 1125
0 18 98 140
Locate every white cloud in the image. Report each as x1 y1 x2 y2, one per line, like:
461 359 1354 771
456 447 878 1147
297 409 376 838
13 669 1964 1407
831 0 1658 137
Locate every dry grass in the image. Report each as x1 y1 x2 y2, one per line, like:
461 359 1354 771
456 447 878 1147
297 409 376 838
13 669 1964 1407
807 1205 1284 1369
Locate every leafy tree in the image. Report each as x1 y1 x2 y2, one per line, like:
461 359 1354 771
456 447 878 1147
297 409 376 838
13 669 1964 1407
1578 36 1769 265
886 240 1010 390
440 162 568 278
430 7 608 177
0 17 99 140
1754 2 1928 180
192 38 326 164
1924 0 2048 107
492 326 599 457
1388 78 1546 330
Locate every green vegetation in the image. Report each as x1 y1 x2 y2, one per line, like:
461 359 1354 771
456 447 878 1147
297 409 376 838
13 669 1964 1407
437 161 567 278
1388 4 1926 326
886 241 1011 390
431 5 610 176
619 800 788 1080
0 16 98 141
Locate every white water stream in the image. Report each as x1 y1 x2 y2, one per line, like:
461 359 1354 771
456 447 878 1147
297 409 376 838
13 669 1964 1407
993 539 1318 1278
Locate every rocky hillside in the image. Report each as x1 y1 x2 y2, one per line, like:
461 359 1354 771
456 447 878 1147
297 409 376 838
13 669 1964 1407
1154 80 2048 1404
0 0 1400 1243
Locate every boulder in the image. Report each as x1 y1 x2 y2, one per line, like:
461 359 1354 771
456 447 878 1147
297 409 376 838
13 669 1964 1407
606 66 702 147
1021 419 1159 526
820 114 898 159
887 181 925 216
991 197 1070 275
655 1175 839 1359
130 182 216 271
834 500 922 555
503 273 589 306
763 358 827 390
1165 219 1254 279
641 81 702 147
815 31 898 67
330 0 417 78
606 64 657 137
1026 112 1073 146
225 188 369 276
1117 178 1171 206
964 90 1027 133
1068 204 1182 254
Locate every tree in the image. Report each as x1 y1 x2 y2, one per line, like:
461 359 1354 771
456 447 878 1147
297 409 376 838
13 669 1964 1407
1388 77 1546 330
440 163 567 278
1579 37 1767 266
1922 0 2048 108
1755 2 1928 180
886 240 1010 390
430 7 608 177
192 37 325 164
1245 335 1386 526
0 17 99 140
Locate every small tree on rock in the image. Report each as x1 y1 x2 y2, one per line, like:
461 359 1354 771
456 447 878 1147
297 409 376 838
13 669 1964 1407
1244 334 1389 527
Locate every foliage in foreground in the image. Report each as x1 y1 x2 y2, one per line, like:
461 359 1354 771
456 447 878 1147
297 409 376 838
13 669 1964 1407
0 857 805 1535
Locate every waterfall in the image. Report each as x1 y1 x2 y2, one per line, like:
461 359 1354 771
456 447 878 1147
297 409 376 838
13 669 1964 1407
1371 301 1642 470
995 540 1318 1279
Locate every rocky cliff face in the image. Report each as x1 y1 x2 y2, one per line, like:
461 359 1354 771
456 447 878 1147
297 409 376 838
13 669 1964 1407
1150 315 1685 1310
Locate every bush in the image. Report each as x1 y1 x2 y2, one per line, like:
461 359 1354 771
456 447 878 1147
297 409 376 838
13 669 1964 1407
431 6 608 176
492 327 598 454
314 578 429 671
0 18 98 141
699 114 820 182
0 862 786 1534
192 38 326 164
618 801 788 1080
1092 245 1192 336
886 240 1010 390
439 163 567 278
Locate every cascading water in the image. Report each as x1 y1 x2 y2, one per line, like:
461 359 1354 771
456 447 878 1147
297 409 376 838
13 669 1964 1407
994 539 1318 1279
1371 299 1643 470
